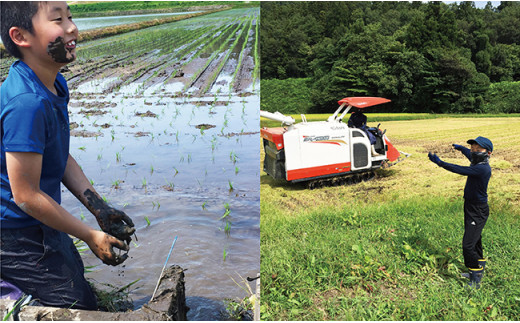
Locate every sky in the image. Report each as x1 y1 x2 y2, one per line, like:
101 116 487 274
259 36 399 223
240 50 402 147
443 1 502 8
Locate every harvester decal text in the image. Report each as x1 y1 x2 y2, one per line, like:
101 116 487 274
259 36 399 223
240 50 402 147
303 135 347 146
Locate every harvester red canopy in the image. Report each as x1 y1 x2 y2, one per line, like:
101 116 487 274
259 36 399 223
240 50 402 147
337 97 391 108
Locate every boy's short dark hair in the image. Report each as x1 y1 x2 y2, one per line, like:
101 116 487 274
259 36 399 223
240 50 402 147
1 2 40 59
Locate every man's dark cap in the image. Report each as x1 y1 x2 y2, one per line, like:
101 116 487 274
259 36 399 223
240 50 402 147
467 136 493 152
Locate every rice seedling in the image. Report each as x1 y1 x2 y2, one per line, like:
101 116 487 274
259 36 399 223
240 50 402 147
116 152 122 163
150 164 154 175
165 179 175 190
2 294 31 321
201 201 207 210
112 179 121 189
173 167 179 176
230 151 238 163
151 201 160 211
221 203 231 219
235 166 239 174
224 220 231 236
223 248 228 261
228 180 234 191
78 146 86 151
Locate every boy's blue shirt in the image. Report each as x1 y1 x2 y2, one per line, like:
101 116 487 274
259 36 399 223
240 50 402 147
438 147 491 203
1 60 70 228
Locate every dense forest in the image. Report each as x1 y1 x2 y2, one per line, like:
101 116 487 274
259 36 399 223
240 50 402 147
260 1 520 113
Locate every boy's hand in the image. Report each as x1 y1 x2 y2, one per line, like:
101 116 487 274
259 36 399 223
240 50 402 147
452 144 464 151
428 152 442 165
87 230 129 266
95 207 135 243
83 189 135 242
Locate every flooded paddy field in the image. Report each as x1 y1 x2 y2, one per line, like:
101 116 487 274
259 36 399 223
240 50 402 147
73 11 202 31
1 7 259 320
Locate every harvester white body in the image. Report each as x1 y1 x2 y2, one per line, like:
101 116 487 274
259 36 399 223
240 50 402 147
261 97 404 184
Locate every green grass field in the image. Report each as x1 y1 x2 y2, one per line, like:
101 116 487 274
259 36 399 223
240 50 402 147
260 115 520 320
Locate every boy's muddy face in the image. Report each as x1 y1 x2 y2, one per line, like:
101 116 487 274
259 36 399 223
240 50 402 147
47 36 76 63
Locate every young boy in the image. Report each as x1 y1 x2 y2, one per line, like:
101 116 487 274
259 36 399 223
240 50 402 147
428 136 493 289
1 2 135 309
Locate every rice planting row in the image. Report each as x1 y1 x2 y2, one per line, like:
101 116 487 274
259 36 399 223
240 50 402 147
64 8 259 97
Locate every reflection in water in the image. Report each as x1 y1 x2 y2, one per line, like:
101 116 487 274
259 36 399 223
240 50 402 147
62 92 259 320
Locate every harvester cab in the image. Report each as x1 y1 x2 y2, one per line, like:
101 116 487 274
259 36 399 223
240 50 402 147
261 97 409 188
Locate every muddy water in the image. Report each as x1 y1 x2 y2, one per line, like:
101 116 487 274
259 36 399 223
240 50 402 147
61 89 259 320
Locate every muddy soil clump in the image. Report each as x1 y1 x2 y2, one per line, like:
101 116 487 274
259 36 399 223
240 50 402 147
195 124 216 130
135 110 158 118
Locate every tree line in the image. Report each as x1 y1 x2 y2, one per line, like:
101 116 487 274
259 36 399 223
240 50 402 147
260 1 520 113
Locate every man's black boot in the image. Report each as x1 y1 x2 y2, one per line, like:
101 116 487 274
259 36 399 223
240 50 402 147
461 258 487 279
467 266 484 289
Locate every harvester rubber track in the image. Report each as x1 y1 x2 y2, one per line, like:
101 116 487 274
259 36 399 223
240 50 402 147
307 171 376 189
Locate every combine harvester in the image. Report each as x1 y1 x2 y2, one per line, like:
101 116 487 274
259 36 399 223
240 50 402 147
261 97 409 188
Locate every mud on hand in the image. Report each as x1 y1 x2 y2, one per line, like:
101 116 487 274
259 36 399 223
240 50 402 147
96 207 136 244
90 231 130 266
84 189 136 243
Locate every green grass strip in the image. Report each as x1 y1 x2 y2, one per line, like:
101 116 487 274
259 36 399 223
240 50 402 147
261 196 520 320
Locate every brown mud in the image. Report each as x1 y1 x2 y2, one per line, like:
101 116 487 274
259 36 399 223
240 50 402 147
194 124 216 130
135 110 158 118
70 129 102 137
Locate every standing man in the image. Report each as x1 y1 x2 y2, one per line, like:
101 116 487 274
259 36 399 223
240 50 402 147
428 136 493 289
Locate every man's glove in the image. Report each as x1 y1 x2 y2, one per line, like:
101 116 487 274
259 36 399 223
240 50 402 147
452 144 464 151
428 152 442 166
